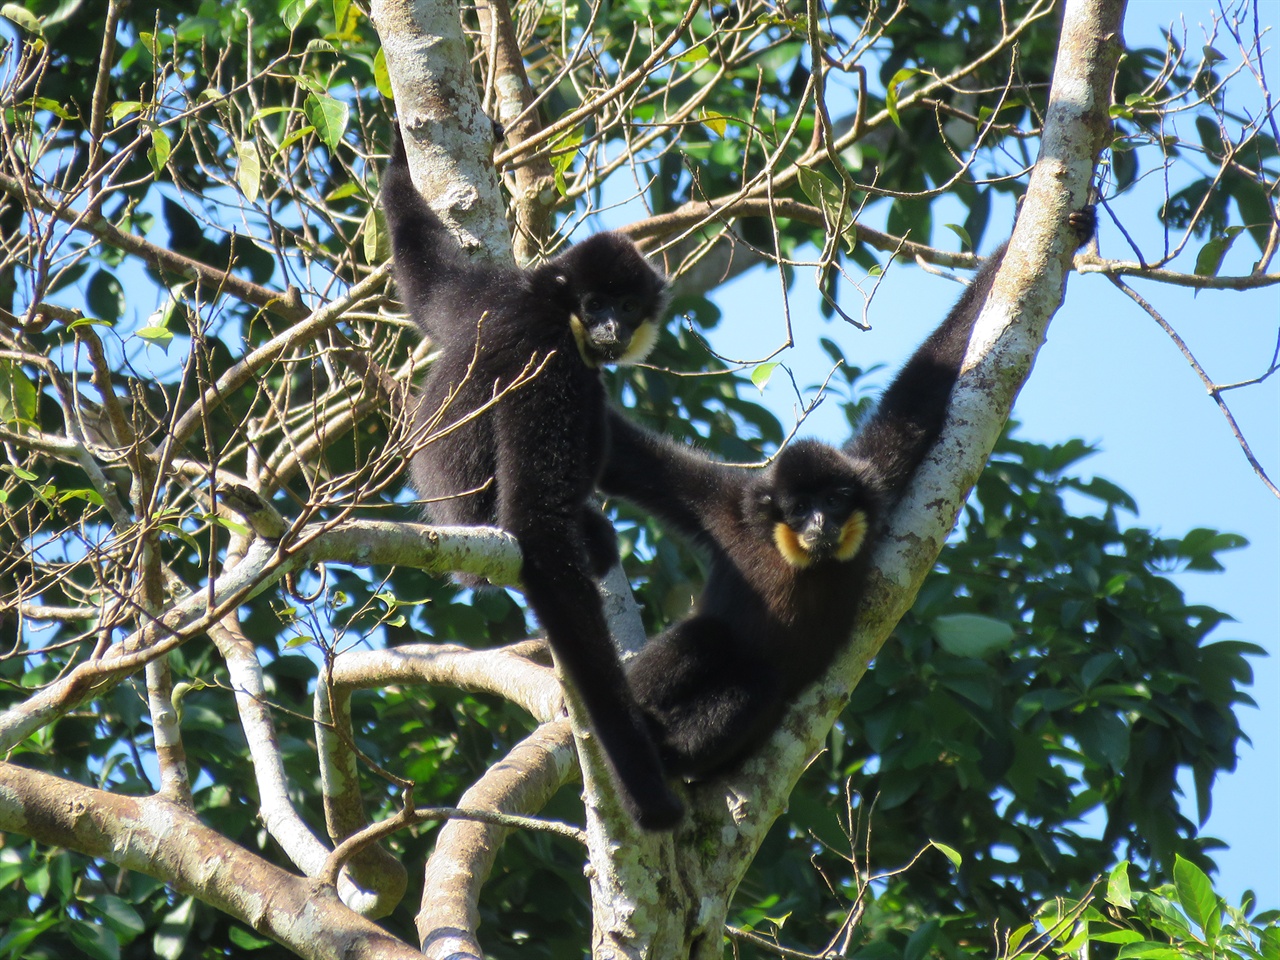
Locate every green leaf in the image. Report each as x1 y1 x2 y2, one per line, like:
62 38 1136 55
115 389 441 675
228 926 273 950
678 42 710 62
1260 925 1279 960
153 896 195 960
1076 709 1129 771
885 67 918 129
1193 227 1243 277
0 357 37 426
361 205 387 264
280 0 316 31
58 488 106 507
108 100 146 123
1006 924 1034 954
374 47 393 100
1116 944 1187 959
87 270 125 323
0 4 42 34
930 840 961 868
931 614 1014 658
158 523 203 561
213 516 250 536
86 894 146 939
147 124 171 175
797 166 843 210
237 140 261 202
549 126 584 197
19 96 73 120
136 326 173 348
1093 930 1145 944
1174 854 1219 936
69 920 119 960
751 362 778 391
701 111 729 137
1107 861 1133 909
304 92 349 149
944 223 972 251
903 920 939 960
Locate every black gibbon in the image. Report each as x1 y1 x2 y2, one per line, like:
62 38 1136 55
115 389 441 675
381 128 683 829
601 208 1096 778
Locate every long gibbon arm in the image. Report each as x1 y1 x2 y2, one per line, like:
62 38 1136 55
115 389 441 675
600 411 731 546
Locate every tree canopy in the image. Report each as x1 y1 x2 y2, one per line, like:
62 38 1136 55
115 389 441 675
0 0 1275 957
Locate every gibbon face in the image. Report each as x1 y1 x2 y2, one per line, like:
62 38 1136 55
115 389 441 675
755 441 875 569
548 232 667 368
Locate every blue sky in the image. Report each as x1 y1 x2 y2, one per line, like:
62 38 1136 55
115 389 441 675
703 0 1278 909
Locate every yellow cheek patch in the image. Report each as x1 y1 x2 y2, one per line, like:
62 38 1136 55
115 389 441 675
835 510 869 562
618 318 659 365
568 314 595 367
773 522 812 568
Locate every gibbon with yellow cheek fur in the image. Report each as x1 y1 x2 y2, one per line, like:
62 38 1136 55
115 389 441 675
601 207 1096 778
382 127 682 829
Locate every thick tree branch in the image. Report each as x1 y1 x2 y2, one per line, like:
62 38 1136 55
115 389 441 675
417 721 579 960
0 762 426 960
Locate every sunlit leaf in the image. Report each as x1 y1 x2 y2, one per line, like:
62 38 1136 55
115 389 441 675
374 47 394 100
0 4 42 34
280 0 316 31
930 840 962 868
886 67 918 129
108 101 146 123
19 96 74 120
1174 855 1219 936
305 92 349 149
751 362 778 391
58 488 105 507
147 124 171 175
1107 861 1133 909
0 358 37 426
153 897 195 960
701 112 729 137
237 140 261 202
362 206 387 264
136 326 173 348
944 223 972 250
228 926 273 950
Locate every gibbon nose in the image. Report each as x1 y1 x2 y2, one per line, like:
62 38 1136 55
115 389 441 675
799 513 835 550
593 318 621 342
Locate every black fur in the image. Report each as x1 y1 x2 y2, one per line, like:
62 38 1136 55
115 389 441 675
382 128 681 829
602 209 1096 778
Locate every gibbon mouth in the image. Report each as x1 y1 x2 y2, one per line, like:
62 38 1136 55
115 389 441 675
589 339 628 361
798 527 842 559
